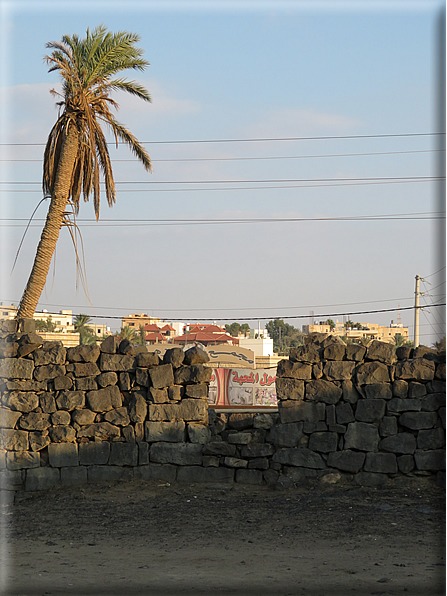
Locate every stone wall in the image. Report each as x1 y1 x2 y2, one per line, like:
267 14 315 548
0 321 445 497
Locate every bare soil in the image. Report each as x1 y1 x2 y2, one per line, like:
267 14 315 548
1 477 445 596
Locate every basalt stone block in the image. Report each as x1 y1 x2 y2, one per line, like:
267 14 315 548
0 358 34 380
305 379 342 404
184 345 209 365
408 382 427 398
227 432 252 445
235 469 263 485
19 412 51 431
414 449 446 471
344 422 380 452
399 411 438 430
275 377 305 401
395 358 435 382
364 452 397 474
138 442 149 464
417 428 445 450
148 387 169 404
393 379 408 398
203 442 236 456
268 422 304 448
313 362 323 379
104 407 130 427
342 381 361 404
177 466 234 484
87 466 126 484
174 364 212 385
149 364 174 389
150 442 203 466
253 413 277 429
122 425 135 443
327 450 365 473
427 380 446 394
185 384 208 399
421 393 446 412
435 362 446 380
187 423 211 444
135 368 149 387
100 335 120 354
397 454 415 474
66 362 100 378
241 443 275 458
87 386 122 412
48 442 78 467
49 425 76 443
396 346 413 360
322 343 346 361
33 345 66 366
0 408 22 429
134 464 177 483
56 391 85 411
335 403 355 425
387 398 422 413
289 344 320 363
145 421 186 443
79 441 110 465
329 424 347 433
162 348 185 368
61 466 88 487
29 431 50 452
136 352 160 368
364 383 392 400
273 447 326 469
52 410 70 425
346 343 366 361
354 472 388 487
355 399 386 423
303 421 327 433
303 333 329 347
67 345 100 363
34 364 66 381
25 467 60 492
119 372 131 392
99 353 135 373
276 359 312 380
75 377 98 391
379 433 416 454
356 362 390 385
4 379 46 392
279 401 326 424
109 442 138 466
2 391 38 413
0 429 28 451
249 458 270 470
149 399 207 422
168 386 183 402
227 413 254 430
379 416 398 437
323 361 355 381
366 340 396 365
77 421 121 440
96 372 118 388
71 408 96 426
129 391 147 423
224 457 248 468
54 376 73 391
6 451 40 470
308 431 338 453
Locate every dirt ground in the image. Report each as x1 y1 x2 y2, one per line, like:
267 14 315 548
0 476 445 596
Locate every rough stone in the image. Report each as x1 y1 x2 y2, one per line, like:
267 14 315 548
174 364 212 385
100 335 119 354
104 407 130 427
4 391 39 413
183 345 209 365
135 352 160 368
276 360 312 380
355 399 386 423
253 413 277 430
356 362 390 385
240 443 274 458
32 345 66 366
149 400 207 422
414 449 446 471
149 364 174 389
395 358 435 382
66 345 100 363
135 368 149 387
227 413 254 430
76 422 120 440
393 379 409 398
150 442 203 466
364 452 397 473
25 467 60 491
96 372 118 388
148 387 169 403
79 441 110 465
272 447 326 469
17 412 50 431
399 411 438 430
397 454 415 474
185 384 208 399
87 386 122 412
0 358 34 380
162 348 185 368
308 431 338 453
0 430 29 451
53 376 73 391
335 403 354 425
364 383 393 400
60 466 88 487
49 425 76 443
322 343 346 361
227 432 252 445
387 398 422 413
421 393 445 411
366 340 396 364
289 345 320 363
342 381 361 404
75 377 98 391
168 386 183 402
187 423 211 444
48 442 78 467
279 401 325 424
109 442 138 466
379 416 398 437
408 382 427 398
323 361 355 381
34 364 66 381
344 422 380 452
379 433 416 454
305 379 342 404
29 431 51 452
145 421 186 443
66 362 100 378
203 442 236 457
275 377 305 401
327 450 365 473
346 344 366 361
6 451 40 470
129 391 147 422
56 391 85 411
417 428 445 450
0 408 22 429
224 457 248 468
71 409 96 426
99 353 135 372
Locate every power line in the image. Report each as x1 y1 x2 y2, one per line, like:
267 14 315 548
424 266 446 279
0 131 444 146
1 149 444 163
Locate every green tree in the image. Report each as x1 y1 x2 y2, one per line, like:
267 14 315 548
266 319 304 355
433 335 446 353
35 316 56 332
16 26 152 320
116 326 137 342
324 319 335 330
74 313 96 345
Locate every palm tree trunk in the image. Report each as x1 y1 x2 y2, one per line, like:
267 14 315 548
16 125 79 319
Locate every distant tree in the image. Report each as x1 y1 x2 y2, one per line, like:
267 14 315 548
324 319 335 330
266 319 304 355
74 313 96 345
433 335 446 353
116 326 137 342
35 315 56 332
137 325 146 345
394 335 414 349
225 322 241 337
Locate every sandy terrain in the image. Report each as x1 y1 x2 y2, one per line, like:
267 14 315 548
1 477 445 596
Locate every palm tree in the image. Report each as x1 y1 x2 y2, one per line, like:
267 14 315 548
116 325 137 342
16 26 152 320
74 313 96 345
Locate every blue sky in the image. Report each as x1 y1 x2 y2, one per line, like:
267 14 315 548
0 0 445 344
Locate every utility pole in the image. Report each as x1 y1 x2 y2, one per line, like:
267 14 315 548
414 275 423 347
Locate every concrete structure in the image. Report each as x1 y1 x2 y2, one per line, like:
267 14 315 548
303 319 410 344
122 313 184 337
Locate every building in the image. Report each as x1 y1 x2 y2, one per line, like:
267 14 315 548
122 313 184 337
302 319 410 344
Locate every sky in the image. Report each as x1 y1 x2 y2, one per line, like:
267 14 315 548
0 0 445 345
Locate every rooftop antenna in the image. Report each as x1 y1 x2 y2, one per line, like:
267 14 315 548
397 305 402 326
